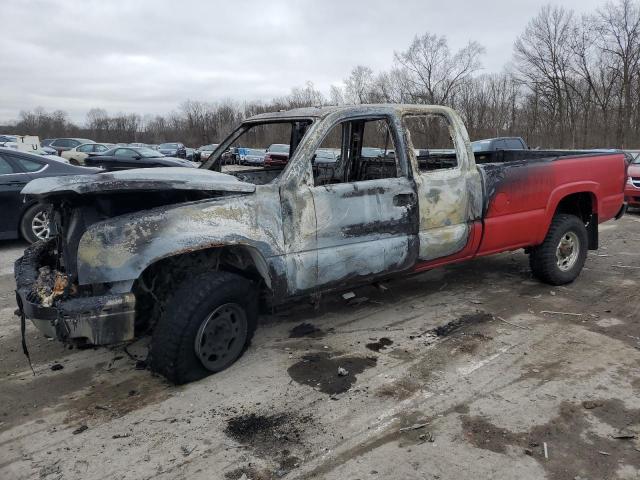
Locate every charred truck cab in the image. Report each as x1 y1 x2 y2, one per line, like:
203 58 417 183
15 105 628 384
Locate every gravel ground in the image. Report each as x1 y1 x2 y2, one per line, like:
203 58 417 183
1 215 639 480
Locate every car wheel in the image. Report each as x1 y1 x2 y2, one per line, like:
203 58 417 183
150 271 258 384
20 204 52 243
529 214 588 285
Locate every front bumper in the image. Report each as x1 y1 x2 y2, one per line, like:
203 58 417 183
624 189 640 207
14 240 136 345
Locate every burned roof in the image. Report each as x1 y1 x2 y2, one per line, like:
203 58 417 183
244 104 457 123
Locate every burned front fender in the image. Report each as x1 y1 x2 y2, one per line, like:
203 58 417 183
75 187 285 287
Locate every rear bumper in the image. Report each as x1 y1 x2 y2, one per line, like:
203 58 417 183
14 240 135 345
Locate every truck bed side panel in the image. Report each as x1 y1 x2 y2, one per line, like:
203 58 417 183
477 153 626 255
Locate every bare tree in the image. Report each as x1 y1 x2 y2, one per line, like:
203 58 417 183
394 33 485 105
344 66 375 104
514 5 576 146
595 0 640 146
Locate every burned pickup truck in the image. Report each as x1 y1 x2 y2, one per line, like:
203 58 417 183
15 105 628 384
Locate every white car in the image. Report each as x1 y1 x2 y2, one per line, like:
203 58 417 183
61 143 112 165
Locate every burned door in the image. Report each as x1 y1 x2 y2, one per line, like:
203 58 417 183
308 116 419 289
403 112 482 261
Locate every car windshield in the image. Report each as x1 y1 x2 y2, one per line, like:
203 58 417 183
138 147 161 157
471 140 492 152
160 143 179 149
633 155 640 164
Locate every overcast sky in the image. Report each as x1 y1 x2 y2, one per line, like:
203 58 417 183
0 0 607 124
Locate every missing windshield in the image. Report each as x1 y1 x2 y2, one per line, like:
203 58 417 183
204 120 313 185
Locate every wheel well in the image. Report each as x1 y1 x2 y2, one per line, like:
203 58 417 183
132 246 272 333
554 192 598 249
554 192 595 223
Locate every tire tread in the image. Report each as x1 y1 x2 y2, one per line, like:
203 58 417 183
150 271 257 384
529 214 588 285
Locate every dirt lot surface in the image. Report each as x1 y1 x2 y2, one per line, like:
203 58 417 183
1 216 639 480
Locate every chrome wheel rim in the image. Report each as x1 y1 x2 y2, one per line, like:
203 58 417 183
556 231 580 272
194 303 247 371
31 210 51 240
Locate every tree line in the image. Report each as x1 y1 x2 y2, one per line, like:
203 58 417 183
3 0 640 150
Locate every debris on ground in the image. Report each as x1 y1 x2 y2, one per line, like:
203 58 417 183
582 400 603 409
611 430 636 440
342 292 356 300
496 316 530 330
72 425 88 435
432 312 493 337
50 363 64 371
540 310 582 317
112 433 131 439
181 445 195 456
399 423 428 432
337 367 348 376
418 432 435 443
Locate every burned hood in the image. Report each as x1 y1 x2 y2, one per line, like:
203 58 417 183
21 167 256 198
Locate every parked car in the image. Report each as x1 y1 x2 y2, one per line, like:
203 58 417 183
197 144 218 161
40 146 58 155
471 137 528 152
185 147 197 162
312 148 340 184
61 143 112 165
0 148 99 243
14 104 627 385
624 151 640 208
49 138 95 156
239 148 266 165
2 142 68 162
0 135 18 145
263 143 290 167
83 146 196 171
40 138 55 147
158 142 187 158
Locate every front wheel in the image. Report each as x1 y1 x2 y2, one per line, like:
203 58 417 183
529 214 589 285
20 203 52 243
150 271 258 384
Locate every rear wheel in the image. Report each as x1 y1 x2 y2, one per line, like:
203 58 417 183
150 271 258 384
529 214 588 285
20 204 52 244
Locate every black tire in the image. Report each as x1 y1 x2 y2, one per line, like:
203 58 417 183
20 203 51 244
150 271 258 384
529 214 588 285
